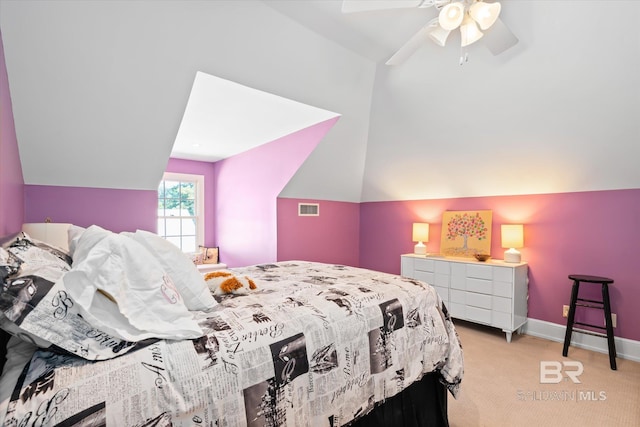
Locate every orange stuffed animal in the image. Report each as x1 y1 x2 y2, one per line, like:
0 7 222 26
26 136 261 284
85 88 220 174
204 271 257 295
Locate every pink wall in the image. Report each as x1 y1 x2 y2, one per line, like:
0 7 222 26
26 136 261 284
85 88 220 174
165 157 216 246
359 189 640 341
24 185 157 233
213 117 339 268
0 30 24 235
22 159 214 239
277 198 360 267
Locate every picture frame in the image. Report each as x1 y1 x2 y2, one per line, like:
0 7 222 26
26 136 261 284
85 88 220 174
440 210 492 257
199 246 219 264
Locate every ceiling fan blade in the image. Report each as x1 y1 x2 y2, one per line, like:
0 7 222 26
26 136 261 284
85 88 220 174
482 17 519 55
342 0 422 14
385 23 432 66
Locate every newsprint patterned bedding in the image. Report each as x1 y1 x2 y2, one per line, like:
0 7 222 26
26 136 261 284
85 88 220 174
1 261 463 427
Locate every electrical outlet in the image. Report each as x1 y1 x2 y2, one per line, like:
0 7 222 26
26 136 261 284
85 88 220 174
562 305 569 317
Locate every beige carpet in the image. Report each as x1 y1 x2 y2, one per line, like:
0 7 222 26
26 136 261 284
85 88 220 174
448 320 640 427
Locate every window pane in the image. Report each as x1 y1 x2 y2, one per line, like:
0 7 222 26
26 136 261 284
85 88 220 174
164 181 180 211
182 235 197 253
166 236 181 249
165 218 181 237
157 181 165 198
181 200 195 216
180 182 195 200
157 199 166 214
157 218 166 237
181 218 196 235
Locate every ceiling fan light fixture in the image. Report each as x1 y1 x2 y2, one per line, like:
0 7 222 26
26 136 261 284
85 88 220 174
469 1 501 30
460 15 483 47
439 2 465 30
428 25 451 47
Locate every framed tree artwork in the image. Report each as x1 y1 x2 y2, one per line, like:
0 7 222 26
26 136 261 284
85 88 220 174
440 210 492 257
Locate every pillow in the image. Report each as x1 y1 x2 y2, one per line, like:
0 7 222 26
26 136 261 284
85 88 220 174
124 230 217 312
62 227 203 342
67 225 87 258
5 232 72 271
1 233 72 327
0 232 140 360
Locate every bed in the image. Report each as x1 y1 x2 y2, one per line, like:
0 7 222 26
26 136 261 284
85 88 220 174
0 225 463 426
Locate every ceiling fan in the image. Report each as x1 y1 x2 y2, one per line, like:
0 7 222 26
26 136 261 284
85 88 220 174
342 0 518 65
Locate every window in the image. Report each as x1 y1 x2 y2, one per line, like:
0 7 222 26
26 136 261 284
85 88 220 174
157 172 204 253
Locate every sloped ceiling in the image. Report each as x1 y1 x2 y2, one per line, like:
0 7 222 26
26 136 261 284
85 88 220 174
172 72 340 162
0 0 373 201
1 1 639 202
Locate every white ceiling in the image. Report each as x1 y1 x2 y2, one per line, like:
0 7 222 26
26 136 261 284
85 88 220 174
2 1 639 202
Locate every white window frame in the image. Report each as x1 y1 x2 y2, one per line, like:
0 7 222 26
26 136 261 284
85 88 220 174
157 172 205 253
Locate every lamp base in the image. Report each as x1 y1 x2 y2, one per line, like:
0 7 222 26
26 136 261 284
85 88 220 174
504 248 521 263
414 242 427 255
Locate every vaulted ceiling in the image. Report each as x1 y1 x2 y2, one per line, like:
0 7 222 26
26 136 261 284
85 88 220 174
1 1 639 202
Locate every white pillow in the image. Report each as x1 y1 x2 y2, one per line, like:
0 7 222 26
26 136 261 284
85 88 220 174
67 225 87 258
124 230 217 312
62 228 203 342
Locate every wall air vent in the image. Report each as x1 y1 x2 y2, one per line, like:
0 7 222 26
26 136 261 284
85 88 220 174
298 203 319 216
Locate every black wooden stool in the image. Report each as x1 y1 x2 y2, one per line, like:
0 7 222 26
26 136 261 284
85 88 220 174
562 275 616 370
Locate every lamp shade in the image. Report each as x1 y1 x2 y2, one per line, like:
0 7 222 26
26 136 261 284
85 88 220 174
439 2 465 30
501 224 523 249
412 223 430 242
460 15 484 47
469 1 501 30
412 223 429 256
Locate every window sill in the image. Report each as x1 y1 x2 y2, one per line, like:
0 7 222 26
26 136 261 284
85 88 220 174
196 263 228 273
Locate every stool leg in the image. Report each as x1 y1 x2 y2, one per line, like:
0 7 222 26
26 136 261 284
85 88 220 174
602 283 617 370
563 281 579 357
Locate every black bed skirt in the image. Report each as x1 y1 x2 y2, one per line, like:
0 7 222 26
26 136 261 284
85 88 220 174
0 328 9 374
349 372 449 427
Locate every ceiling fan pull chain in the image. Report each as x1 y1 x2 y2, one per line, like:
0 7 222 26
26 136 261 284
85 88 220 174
459 48 469 65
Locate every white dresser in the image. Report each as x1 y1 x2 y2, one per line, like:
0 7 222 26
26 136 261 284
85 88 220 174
401 254 528 342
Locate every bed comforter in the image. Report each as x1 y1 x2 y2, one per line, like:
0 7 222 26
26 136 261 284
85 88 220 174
1 261 463 427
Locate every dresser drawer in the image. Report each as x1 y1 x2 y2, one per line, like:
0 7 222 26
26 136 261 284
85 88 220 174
466 292 492 309
493 281 512 298
434 260 450 275
433 286 448 302
493 266 513 282
414 258 435 272
492 311 512 329
466 305 491 325
450 275 466 290
466 264 493 280
450 289 465 304
449 302 465 319
492 296 512 313
414 271 434 285
466 278 493 294
434 273 449 288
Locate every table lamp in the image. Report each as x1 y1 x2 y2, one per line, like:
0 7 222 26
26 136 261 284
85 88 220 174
501 224 523 263
412 223 429 255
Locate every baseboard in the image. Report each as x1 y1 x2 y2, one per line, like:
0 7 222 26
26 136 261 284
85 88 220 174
522 318 640 363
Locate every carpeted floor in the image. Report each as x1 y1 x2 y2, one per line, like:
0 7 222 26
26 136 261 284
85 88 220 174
448 320 640 427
